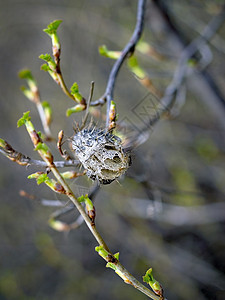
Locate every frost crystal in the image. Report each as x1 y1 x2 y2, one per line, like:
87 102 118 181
71 128 130 184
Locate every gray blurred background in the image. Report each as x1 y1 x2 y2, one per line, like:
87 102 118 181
0 0 225 299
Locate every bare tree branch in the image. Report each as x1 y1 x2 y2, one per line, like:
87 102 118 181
0 140 80 168
126 7 225 149
152 0 225 110
90 0 147 127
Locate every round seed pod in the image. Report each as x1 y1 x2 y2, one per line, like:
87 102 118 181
71 128 130 184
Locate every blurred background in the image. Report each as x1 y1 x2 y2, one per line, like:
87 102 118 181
0 0 225 299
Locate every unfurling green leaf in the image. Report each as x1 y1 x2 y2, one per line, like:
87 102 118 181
70 82 83 102
95 245 110 260
17 111 31 128
43 20 62 56
39 54 56 71
28 172 46 185
43 20 62 36
18 69 33 80
70 82 79 95
106 262 117 271
66 103 86 116
34 142 49 153
39 53 52 62
127 56 146 79
143 268 163 297
0 138 6 148
40 64 51 72
36 173 49 185
114 252 120 260
19 69 37 93
28 172 65 193
99 45 121 59
42 101 52 125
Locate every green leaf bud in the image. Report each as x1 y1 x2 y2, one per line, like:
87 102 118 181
43 20 62 36
99 45 121 59
127 56 146 79
39 54 56 71
143 268 163 297
70 82 84 102
42 101 52 125
95 245 110 260
17 111 31 128
0 138 6 148
66 103 86 116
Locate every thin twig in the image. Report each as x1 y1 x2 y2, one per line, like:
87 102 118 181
80 81 95 130
0 144 80 168
48 182 101 230
152 1 225 109
90 0 147 128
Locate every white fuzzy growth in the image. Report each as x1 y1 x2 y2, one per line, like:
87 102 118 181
71 129 130 184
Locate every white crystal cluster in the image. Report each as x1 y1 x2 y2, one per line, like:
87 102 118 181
71 128 130 184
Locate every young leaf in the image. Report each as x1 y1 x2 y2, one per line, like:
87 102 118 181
18 69 33 80
0 138 6 148
66 104 85 116
127 56 145 79
34 142 49 153
43 20 62 36
17 111 31 128
143 268 163 297
40 64 51 72
70 82 83 102
42 101 52 125
99 45 121 59
36 173 49 185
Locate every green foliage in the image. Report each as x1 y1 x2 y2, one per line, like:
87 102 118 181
127 56 145 78
143 268 163 296
40 64 51 72
99 45 121 59
34 142 49 153
28 172 48 185
39 53 53 62
66 104 85 116
36 173 49 185
18 69 33 80
42 101 51 109
77 194 86 203
70 82 83 102
17 111 31 128
39 54 57 72
77 194 92 207
43 20 62 36
95 245 110 260
0 138 6 148
42 101 52 124
19 69 37 95
70 82 79 95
